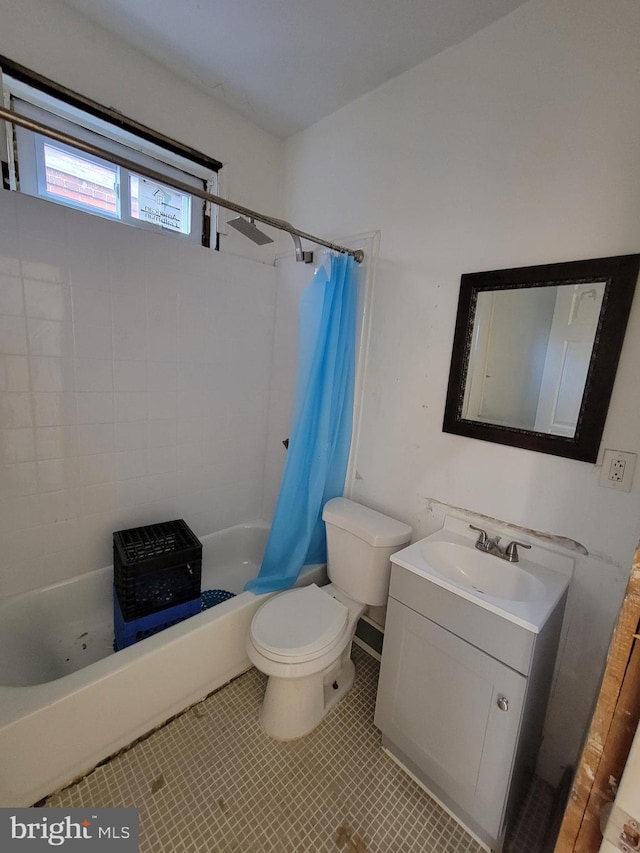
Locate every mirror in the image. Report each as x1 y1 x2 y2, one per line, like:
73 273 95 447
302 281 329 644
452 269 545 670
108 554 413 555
443 255 639 462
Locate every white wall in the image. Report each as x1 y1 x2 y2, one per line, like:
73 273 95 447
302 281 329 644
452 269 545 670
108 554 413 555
0 0 284 263
281 0 640 782
0 189 276 598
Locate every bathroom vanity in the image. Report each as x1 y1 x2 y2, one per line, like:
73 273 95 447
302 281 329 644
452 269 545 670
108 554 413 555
374 519 571 851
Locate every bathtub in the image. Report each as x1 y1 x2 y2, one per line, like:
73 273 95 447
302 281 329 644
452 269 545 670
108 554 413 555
0 521 326 807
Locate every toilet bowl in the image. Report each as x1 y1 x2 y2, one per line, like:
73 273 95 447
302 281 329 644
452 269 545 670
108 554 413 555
247 498 412 740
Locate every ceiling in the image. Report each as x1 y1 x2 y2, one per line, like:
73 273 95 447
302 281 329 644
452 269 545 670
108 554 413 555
60 0 529 139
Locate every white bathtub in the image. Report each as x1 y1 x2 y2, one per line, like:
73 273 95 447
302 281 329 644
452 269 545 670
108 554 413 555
0 521 326 807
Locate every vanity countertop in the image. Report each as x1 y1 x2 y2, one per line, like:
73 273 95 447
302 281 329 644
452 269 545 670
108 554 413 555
390 518 572 634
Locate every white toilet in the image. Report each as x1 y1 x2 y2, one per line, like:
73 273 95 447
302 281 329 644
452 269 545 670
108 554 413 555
246 497 412 740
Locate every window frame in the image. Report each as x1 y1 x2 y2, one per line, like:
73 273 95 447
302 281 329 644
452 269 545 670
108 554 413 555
0 54 221 247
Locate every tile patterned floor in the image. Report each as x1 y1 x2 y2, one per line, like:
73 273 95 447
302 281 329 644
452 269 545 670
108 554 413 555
504 775 555 853
45 645 486 852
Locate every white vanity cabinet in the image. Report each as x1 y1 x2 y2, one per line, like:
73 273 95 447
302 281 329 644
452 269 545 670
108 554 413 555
375 560 567 851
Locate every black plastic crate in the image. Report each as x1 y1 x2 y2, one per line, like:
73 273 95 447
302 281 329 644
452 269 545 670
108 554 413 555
113 519 202 620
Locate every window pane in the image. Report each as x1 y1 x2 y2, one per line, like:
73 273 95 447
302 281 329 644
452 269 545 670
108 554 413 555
129 175 192 235
42 143 119 216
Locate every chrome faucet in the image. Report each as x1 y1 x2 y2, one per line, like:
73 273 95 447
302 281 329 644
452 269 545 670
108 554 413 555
469 525 531 563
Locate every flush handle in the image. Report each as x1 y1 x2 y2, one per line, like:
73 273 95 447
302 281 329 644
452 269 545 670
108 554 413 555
497 696 509 712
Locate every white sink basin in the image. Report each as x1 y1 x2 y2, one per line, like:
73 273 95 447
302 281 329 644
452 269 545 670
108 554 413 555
420 540 546 602
391 522 572 633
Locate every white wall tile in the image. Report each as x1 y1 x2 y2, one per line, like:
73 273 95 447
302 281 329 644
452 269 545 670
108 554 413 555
147 419 176 448
0 494 42 534
32 392 77 427
115 449 147 480
0 191 17 232
108 226 148 273
24 280 72 322
27 319 74 358
115 421 147 450
68 257 111 292
146 267 178 302
0 355 29 392
74 319 113 360
77 423 115 456
30 357 75 393
37 457 80 492
35 425 78 460
112 292 147 361
42 518 83 553
81 481 118 516
147 298 177 362
0 428 36 463
147 391 176 420
0 316 28 354
39 488 82 524
16 194 66 244
0 276 24 315
79 451 117 486
0 230 21 277
76 392 114 424
114 391 146 422
148 445 176 476
115 477 148 509
176 442 202 471
177 416 207 445
0 188 279 597
75 358 113 392
20 236 68 283
0 461 39 497
72 288 112 327
147 471 177 502
114 360 146 392
66 214 111 291
0 526 45 571
0 393 33 427
175 464 208 495
64 208 110 263
111 262 147 299
146 360 177 392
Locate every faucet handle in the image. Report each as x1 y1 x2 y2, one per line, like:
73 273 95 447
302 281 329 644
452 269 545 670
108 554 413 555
469 524 489 549
505 540 531 563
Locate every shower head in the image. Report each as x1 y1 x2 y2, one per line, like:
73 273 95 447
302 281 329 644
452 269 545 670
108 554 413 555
227 216 274 246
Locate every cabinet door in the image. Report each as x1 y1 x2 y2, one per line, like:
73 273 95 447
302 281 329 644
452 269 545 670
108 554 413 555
375 597 527 839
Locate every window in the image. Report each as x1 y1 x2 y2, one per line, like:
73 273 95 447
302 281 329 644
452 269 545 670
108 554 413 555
1 61 221 246
38 139 120 219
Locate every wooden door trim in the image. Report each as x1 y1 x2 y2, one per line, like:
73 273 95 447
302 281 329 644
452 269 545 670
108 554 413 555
555 545 640 851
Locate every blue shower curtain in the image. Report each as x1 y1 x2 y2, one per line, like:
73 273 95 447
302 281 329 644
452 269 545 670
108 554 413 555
245 252 359 594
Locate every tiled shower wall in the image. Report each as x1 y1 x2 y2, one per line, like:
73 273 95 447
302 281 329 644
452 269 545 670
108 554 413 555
0 189 277 598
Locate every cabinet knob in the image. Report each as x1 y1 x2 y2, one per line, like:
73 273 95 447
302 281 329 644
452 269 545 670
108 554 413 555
497 696 509 712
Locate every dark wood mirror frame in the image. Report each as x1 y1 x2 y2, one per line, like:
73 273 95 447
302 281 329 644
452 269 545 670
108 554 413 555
443 254 640 463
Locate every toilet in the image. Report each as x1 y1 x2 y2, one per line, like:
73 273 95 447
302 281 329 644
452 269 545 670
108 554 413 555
246 497 412 740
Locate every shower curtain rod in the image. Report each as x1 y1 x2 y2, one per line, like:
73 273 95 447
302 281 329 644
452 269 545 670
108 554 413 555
0 106 364 263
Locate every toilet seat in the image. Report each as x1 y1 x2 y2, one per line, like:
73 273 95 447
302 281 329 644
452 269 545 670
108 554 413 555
250 584 349 664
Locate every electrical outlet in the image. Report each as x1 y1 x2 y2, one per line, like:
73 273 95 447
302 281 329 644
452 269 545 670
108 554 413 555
599 449 637 492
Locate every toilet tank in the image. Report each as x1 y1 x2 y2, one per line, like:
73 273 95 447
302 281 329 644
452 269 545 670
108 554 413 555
322 498 412 606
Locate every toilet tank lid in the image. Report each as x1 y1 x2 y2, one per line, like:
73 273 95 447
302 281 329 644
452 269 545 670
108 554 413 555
322 498 412 547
